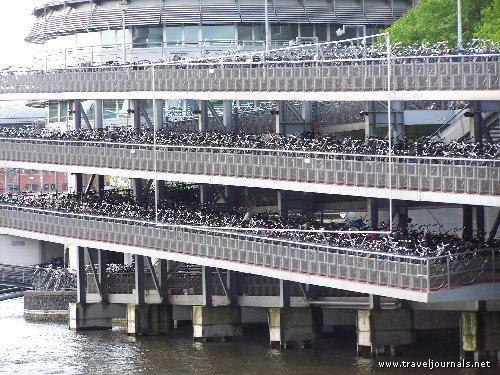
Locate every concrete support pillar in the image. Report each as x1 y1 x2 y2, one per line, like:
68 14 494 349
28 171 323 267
364 101 376 139
367 198 379 230
97 249 109 303
75 246 86 304
199 184 211 205
193 306 242 341
369 294 381 310
226 270 238 306
393 100 405 141
130 178 144 204
463 205 473 240
275 101 285 134
73 100 82 131
131 99 141 130
393 200 409 236
198 100 208 132
97 175 105 192
223 100 234 132
470 101 483 142
134 255 145 305
301 101 313 129
279 279 291 308
277 190 288 218
124 253 133 266
69 173 83 195
153 99 164 132
202 266 213 307
461 311 500 364
223 186 236 204
474 206 485 241
68 303 113 331
268 307 315 349
126 304 173 335
94 99 103 129
357 309 414 356
462 205 484 241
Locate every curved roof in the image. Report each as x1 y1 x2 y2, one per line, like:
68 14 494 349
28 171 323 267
28 0 411 43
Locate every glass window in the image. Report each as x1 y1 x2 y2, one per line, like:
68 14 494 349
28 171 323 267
117 100 128 118
238 25 253 41
300 24 314 38
184 25 198 44
254 25 266 41
77 31 100 47
166 26 182 44
203 25 235 41
60 102 69 123
315 24 328 41
271 25 298 42
104 100 117 120
101 30 116 47
132 27 163 48
49 102 58 123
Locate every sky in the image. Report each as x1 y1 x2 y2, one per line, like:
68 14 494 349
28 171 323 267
0 2 36 67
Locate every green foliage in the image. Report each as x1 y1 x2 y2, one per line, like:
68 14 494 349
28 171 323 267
385 0 497 45
474 0 500 41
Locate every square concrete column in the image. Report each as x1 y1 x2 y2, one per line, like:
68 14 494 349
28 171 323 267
127 304 173 335
199 184 211 205
277 190 289 218
72 100 82 131
302 101 313 130
392 200 409 236
393 101 405 140
469 101 483 142
357 309 414 356
462 205 484 240
223 100 234 132
193 306 242 341
268 307 315 349
75 246 86 304
364 101 376 139
461 311 500 363
153 99 164 131
94 99 103 129
129 178 144 204
275 101 285 134
97 175 105 192
367 198 379 230
198 100 208 132
134 255 145 305
69 172 83 194
130 99 141 130
68 303 113 331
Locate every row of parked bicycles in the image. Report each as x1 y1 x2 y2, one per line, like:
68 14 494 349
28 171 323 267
1 189 496 261
1 126 498 160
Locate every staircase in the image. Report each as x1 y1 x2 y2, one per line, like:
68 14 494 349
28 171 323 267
437 110 499 143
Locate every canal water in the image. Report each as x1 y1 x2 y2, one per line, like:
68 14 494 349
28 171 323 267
0 298 496 375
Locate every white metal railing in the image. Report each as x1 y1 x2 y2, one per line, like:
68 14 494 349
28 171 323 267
0 137 497 196
0 204 497 293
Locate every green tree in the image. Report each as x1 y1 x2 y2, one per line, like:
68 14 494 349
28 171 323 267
474 0 500 41
385 0 494 45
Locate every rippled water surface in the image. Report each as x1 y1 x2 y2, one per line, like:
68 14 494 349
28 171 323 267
0 298 496 375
